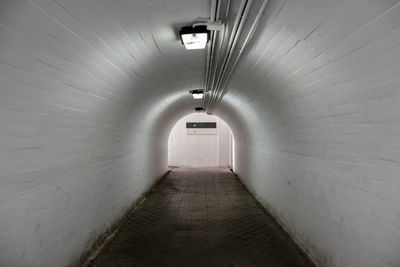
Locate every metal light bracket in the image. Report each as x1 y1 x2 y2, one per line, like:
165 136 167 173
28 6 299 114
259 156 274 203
193 20 224 31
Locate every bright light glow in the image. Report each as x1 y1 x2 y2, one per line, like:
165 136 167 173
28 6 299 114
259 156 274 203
192 93 204 99
181 33 208 50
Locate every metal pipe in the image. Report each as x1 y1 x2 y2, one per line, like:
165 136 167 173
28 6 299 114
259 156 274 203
206 0 248 110
203 0 221 109
210 0 217 21
214 0 252 90
212 0 270 109
208 0 251 110
206 0 231 109
207 0 253 111
204 30 215 88
207 0 223 90
203 0 218 107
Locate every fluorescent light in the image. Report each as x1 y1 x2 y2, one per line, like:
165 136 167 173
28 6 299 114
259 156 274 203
179 26 210 50
190 89 205 99
181 33 208 50
192 93 204 99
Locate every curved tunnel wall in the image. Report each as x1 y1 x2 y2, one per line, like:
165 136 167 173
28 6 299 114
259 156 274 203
1 0 400 267
213 1 400 266
0 0 208 265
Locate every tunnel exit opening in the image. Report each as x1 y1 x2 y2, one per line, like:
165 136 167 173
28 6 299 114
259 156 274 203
168 113 234 168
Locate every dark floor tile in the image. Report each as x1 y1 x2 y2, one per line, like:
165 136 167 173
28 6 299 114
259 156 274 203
89 167 315 267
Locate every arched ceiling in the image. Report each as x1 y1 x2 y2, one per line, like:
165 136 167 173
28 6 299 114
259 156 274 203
1 0 400 266
0 0 210 123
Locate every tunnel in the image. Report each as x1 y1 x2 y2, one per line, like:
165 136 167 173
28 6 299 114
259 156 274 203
0 0 399 266
168 112 234 168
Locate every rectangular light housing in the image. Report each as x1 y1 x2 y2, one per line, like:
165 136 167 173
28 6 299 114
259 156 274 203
190 89 205 99
192 93 204 99
181 33 208 50
179 26 210 50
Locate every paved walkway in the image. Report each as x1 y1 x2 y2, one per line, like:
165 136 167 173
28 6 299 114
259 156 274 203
89 167 315 267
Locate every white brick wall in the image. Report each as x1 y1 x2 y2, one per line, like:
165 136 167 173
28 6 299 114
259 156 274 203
215 1 400 266
168 113 232 167
1 0 400 266
0 0 207 266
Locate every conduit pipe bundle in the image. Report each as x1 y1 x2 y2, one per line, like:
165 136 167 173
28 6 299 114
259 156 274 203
204 0 269 113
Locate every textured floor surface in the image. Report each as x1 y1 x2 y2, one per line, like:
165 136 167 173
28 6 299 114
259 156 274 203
89 167 316 267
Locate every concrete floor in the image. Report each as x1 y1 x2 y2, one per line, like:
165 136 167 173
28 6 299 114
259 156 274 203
88 168 316 267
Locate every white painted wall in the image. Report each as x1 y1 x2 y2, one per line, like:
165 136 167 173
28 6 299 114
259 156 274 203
1 0 400 267
0 0 207 266
215 1 400 267
168 113 232 167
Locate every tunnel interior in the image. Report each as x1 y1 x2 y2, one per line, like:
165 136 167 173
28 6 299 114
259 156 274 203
1 0 400 266
168 112 234 168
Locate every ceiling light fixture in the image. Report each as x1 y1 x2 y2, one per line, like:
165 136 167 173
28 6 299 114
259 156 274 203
189 89 205 99
179 26 210 50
